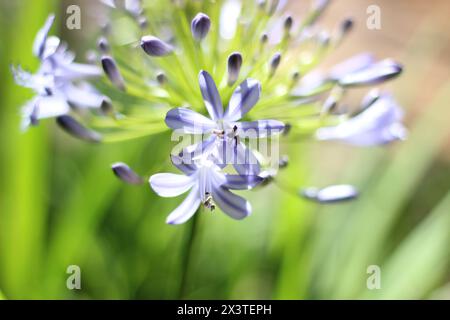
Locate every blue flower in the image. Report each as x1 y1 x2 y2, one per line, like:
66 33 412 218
150 155 263 224
316 92 407 146
165 70 285 175
12 14 103 130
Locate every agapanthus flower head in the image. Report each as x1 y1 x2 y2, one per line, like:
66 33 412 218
12 14 104 130
12 1 408 225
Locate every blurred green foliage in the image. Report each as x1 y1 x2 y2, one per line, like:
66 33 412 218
0 1 448 299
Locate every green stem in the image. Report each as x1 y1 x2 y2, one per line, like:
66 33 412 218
178 210 200 299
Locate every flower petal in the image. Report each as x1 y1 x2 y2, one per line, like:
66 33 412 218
198 71 223 120
62 83 104 108
225 78 261 121
170 154 198 175
232 142 261 176
33 14 55 59
166 186 201 225
30 95 70 119
237 120 285 138
301 185 358 203
184 135 217 160
165 107 216 133
223 174 263 190
212 185 251 220
316 93 406 146
149 173 195 198
329 53 375 80
338 59 402 87
57 62 103 80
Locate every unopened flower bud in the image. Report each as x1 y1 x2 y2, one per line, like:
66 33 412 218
140 35 173 57
284 16 294 33
101 55 126 91
156 72 167 85
340 18 354 35
191 13 211 41
111 162 144 185
269 52 282 76
227 52 243 86
97 37 109 53
100 97 114 116
260 33 269 44
56 115 102 143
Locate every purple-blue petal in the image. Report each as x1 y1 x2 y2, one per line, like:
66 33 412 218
165 107 216 133
237 120 285 138
166 186 201 225
338 59 403 87
224 78 261 121
212 185 251 220
33 14 55 59
170 154 198 175
199 70 223 120
232 142 261 176
329 53 375 80
223 174 263 190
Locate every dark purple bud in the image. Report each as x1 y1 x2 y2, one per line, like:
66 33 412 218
156 72 167 85
97 37 110 53
260 33 269 44
227 52 243 86
269 52 282 76
191 13 211 41
284 16 294 33
340 18 354 35
140 35 173 57
100 97 114 116
56 115 102 143
291 71 301 84
301 185 358 203
111 162 144 185
101 55 126 91
283 123 291 136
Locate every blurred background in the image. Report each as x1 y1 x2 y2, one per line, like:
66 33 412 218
0 0 449 299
